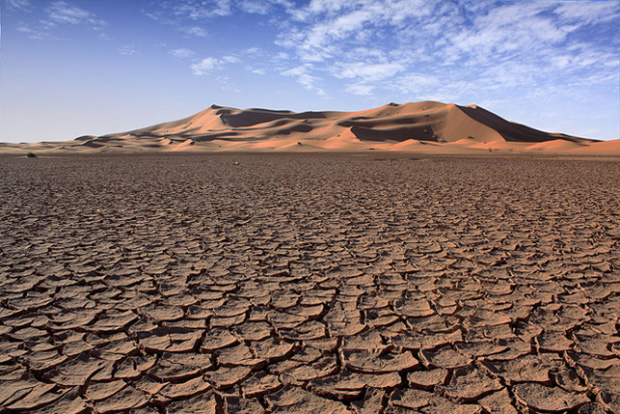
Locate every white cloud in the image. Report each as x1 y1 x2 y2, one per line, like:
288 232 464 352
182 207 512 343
46 1 106 29
244 47 263 55
281 64 327 96
179 26 208 38
299 75 327 97
222 56 241 63
118 45 136 56
191 57 223 75
344 47 388 62
272 0 620 102
446 2 572 63
393 73 440 95
48 1 90 24
334 62 405 82
281 64 310 77
290 9 377 61
173 0 233 19
185 52 248 78
555 1 620 24
346 84 374 96
6 0 31 11
16 25 46 40
282 0 436 62
149 0 293 25
12 1 107 39
290 0 349 20
169 48 196 59
239 0 272 14
235 0 295 15
144 0 618 108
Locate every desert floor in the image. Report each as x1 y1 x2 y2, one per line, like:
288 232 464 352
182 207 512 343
1 153 619 413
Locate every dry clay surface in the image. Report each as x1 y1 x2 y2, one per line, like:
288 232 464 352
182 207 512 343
1 153 619 414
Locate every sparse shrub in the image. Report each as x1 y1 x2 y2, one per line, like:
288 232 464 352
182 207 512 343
26 152 36 158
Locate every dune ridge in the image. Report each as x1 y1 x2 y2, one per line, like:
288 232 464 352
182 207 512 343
2 101 619 155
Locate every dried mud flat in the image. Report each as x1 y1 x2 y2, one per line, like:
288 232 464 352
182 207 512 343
1 153 619 414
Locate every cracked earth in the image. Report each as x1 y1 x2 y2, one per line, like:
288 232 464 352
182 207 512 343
1 153 619 413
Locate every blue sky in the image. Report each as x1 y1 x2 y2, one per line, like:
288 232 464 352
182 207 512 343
1 0 619 143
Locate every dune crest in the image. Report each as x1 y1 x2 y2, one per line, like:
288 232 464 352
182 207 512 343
2 101 618 155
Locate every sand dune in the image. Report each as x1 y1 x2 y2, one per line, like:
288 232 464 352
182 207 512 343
571 139 620 155
1 101 617 155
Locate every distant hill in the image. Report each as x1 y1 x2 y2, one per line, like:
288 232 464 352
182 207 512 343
3 101 619 155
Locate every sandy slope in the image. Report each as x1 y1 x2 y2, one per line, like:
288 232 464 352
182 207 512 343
1 101 618 155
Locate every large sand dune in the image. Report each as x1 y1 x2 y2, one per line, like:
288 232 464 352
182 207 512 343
2 101 619 155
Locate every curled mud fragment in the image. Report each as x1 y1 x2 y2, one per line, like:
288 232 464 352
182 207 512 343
200 328 239 352
206 365 252 389
420 346 472 369
513 382 590 412
407 368 448 389
443 366 503 402
94 384 150 413
345 349 419 374
86 380 127 401
4 382 60 411
478 388 518 414
480 354 551 384
389 388 433 410
225 396 266 414
158 375 211 399
23 387 86 414
165 389 217 414
241 370 283 397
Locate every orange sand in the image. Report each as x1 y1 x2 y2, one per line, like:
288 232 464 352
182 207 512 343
2 101 618 156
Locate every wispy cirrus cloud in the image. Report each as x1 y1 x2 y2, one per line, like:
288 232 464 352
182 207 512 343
279 0 435 62
392 73 441 96
147 0 618 104
14 1 107 39
152 0 292 20
191 57 224 75
345 84 375 96
281 64 327 96
179 26 209 38
118 45 136 56
332 61 406 96
334 62 405 82
238 0 293 14
16 25 46 40
46 1 106 29
189 54 240 75
6 0 31 11
272 0 620 99
172 0 233 19
555 0 620 24
169 48 196 59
